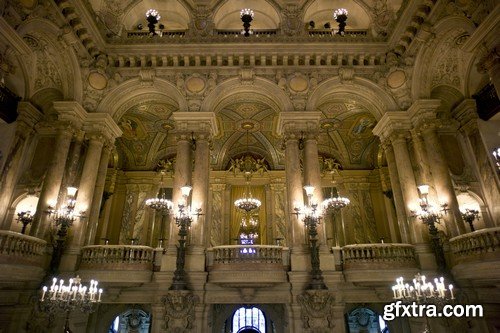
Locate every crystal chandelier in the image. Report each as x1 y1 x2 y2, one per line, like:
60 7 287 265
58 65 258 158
47 186 81 228
234 129 261 213
493 147 500 171
40 275 103 332
240 8 255 37
333 8 348 35
146 172 173 211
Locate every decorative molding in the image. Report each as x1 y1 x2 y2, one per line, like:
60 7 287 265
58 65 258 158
162 290 198 332
298 290 336 332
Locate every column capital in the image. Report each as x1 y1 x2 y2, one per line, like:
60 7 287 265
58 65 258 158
372 111 411 141
172 112 219 138
52 101 87 129
407 99 441 128
276 111 322 137
83 113 122 144
451 99 479 134
16 102 43 136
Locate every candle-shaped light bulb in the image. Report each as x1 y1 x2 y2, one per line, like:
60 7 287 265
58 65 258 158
98 289 103 302
392 286 397 299
41 286 47 301
449 284 454 299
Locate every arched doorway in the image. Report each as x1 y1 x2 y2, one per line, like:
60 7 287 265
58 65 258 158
232 306 266 333
346 307 389 333
108 308 151 333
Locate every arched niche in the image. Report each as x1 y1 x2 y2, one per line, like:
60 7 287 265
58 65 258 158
303 0 371 30
121 0 191 30
9 194 39 234
213 0 281 30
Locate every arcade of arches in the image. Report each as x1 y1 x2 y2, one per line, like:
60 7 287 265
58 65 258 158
0 0 499 332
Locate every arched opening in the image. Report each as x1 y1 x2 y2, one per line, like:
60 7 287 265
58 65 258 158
108 308 151 333
346 307 389 333
11 195 39 234
232 306 266 333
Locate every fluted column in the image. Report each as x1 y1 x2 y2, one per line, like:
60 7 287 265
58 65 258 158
0 102 42 229
381 142 409 242
84 143 112 245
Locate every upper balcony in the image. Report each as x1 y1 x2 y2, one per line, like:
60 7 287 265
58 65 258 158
0 230 47 282
449 227 500 283
207 245 289 287
342 243 419 285
78 245 156 284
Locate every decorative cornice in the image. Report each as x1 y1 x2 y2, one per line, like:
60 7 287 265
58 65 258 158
461 4 500 53
171 112 219 137
407 99 441 128
52 101 87 129
371 111 411 140
83 113 123 142
0 17 33 56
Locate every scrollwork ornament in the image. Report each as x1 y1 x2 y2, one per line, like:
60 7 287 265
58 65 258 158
162 291 199 333
298 290 336 333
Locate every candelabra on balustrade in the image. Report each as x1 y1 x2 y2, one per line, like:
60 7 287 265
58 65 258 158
460 208 480 232
39 276 103 333
293 185 349 290
17 210 34 234
333 8 348 35
46 186 85 274
240 8 254 37
170 186 202 290
391 274 455 332
412 185 449 274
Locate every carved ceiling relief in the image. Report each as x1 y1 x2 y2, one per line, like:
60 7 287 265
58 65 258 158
430 35 465 91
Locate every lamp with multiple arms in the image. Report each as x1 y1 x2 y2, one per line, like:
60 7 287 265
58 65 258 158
240 8 254 37
333 8 348 35
40 275 103 333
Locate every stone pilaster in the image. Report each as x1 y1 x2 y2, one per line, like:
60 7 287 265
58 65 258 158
452 99 500 225
409 100 465 236
31 101 87 239
0 102 42 229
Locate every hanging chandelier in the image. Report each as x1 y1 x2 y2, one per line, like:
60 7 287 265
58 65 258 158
146 172 173 211
234 128 261 213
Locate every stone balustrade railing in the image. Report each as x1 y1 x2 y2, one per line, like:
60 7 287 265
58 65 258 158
80 245 154 271
342 243 417 269
0 230 46 266
449 227 500 263
207 245 289 268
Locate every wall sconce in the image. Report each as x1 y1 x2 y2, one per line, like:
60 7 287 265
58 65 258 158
240 8 254 37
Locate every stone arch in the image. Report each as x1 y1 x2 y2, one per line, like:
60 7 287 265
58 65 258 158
306 77 398 118
201 77 293 113
412 16 476 99
122 0 192 31
97 78 187 120
302 0 371 30
7 192 38 233
212 0 282 30
430 85 464 113
92 304 152 333
16 18 83 102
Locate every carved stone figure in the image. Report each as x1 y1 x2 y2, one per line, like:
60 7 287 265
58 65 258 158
163 291 198 333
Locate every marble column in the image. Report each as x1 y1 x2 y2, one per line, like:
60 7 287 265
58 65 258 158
84 143 112 245
30 125 74 238
382 142 410 243
410 130 433 189
284 134 305 246
390 132 424 243
452 99 500 225
0 102 42 229
169 133 192 246
303 132 326 245
420 124 465 236
191 133 210 247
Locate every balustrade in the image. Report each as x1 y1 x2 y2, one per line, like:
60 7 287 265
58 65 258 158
0 230 46 266
342 243 417 270
80 245 154 271
450 227 500 263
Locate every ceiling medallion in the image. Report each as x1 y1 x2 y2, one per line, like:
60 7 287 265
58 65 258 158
236 119 260 132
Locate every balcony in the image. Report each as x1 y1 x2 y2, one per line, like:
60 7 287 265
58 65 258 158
342 243 418 285
0 230 47 282
78 245 155 284
207 245 289 287
449 227 500 283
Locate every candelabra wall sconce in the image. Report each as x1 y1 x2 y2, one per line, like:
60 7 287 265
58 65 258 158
46 186 85 274
145 9 162 36
412 185 449 273
333 8 348 35
460 208 480 232
240 8 254 37
16 210 34 234
146 173 173 248
40 276 102 333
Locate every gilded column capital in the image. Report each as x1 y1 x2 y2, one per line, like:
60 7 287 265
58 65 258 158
407 99 441 129
388 130 411 145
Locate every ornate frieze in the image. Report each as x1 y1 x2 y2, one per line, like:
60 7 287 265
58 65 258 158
162 290 199 333
298 290 336 333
